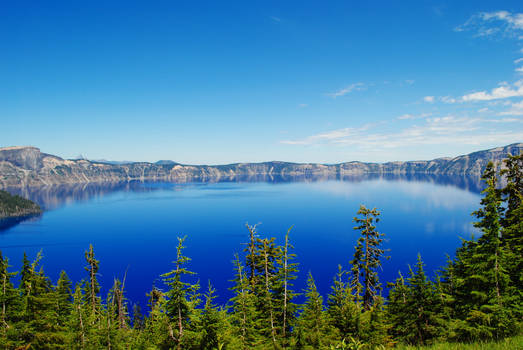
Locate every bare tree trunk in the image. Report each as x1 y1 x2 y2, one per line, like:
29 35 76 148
2 274 6 329
364 214 371 310
495 248 501 305
237 260 247 343
107 314 112 350
90 259 96 315
177 306 183 350
263 241 276 344
78 305 85 349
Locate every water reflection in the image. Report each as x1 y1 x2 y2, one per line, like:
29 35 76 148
0 214 42 231
1 173 482 230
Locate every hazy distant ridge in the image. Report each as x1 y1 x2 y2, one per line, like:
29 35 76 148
0 143 521 188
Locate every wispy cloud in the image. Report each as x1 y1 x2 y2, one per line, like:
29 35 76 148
423 96 435 103
281 116 523 150
327 83 365 98
270 16 281 22
397 113 432 120
456 11 523 38
498 100 523 115
462 80 523 101
298 103 308 108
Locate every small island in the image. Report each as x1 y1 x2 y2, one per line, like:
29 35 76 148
0 190 42 219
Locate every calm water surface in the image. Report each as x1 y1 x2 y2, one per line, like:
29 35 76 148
0 178 482 308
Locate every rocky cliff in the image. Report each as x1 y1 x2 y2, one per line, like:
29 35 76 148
0 144 521 188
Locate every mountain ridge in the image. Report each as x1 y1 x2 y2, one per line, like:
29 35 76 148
0 143 521 188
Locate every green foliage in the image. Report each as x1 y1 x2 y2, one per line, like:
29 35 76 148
387 255 445 345
350 205 389 311
0 190 41 218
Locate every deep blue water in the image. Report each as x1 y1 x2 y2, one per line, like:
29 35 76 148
0 177 482 310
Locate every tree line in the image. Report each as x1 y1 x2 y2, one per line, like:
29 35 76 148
0 154 521 349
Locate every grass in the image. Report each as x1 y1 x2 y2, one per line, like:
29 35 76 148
395 335 523 349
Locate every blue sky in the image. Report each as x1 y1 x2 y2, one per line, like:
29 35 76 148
1 1 522 164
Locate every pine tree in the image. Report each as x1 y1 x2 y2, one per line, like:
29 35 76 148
389 254 443 345
258 237 279 345
19 252 67 349
55 270 73 324
469 162 515 339
327 265 360 340
500 153 523 317
84 244 101 317
444 162 517 341
273 227 299 348
194 281 229 350
386 271 409 342
229 253 261 349
68 284 87 349
296 272 331 349
244 223 261 291
0 252 19 349
161 235 199 350
142 287 172 349
350 205 389 311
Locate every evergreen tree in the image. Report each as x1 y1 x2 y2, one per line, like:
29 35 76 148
273 227 299 348
229 253 261 349
500 153 523 317
194 281 229 350
161 235 199 350
84 244 101 316
387 255 443 345
296 272 331 349
55 270 73 324
0 252 19 349
350 205 389 311
68 284 87 349
327 265 360 340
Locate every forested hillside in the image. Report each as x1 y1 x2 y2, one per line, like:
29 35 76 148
0 190 41 219
0 153 520 349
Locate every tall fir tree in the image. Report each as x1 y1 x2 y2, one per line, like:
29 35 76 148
327 265 361 340
350 205 389 311
84 244 101 317
273 227 299 348
296 272 332 349
161 235 199 350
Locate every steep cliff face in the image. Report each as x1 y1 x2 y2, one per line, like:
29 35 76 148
0 143 521 188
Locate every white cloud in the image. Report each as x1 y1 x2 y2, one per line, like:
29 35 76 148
441 96 457 103
405 79 415 85
327 83 365 98
423 96 435 103
514 58 523 64
456 11 523 38
498 100 523 115
281 116 523 150
298 103 308 108
462 80 523 101
516 67 523 74
397 113 431 120
478 108 489 113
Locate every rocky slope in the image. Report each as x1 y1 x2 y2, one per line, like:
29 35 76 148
0 144 521 188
